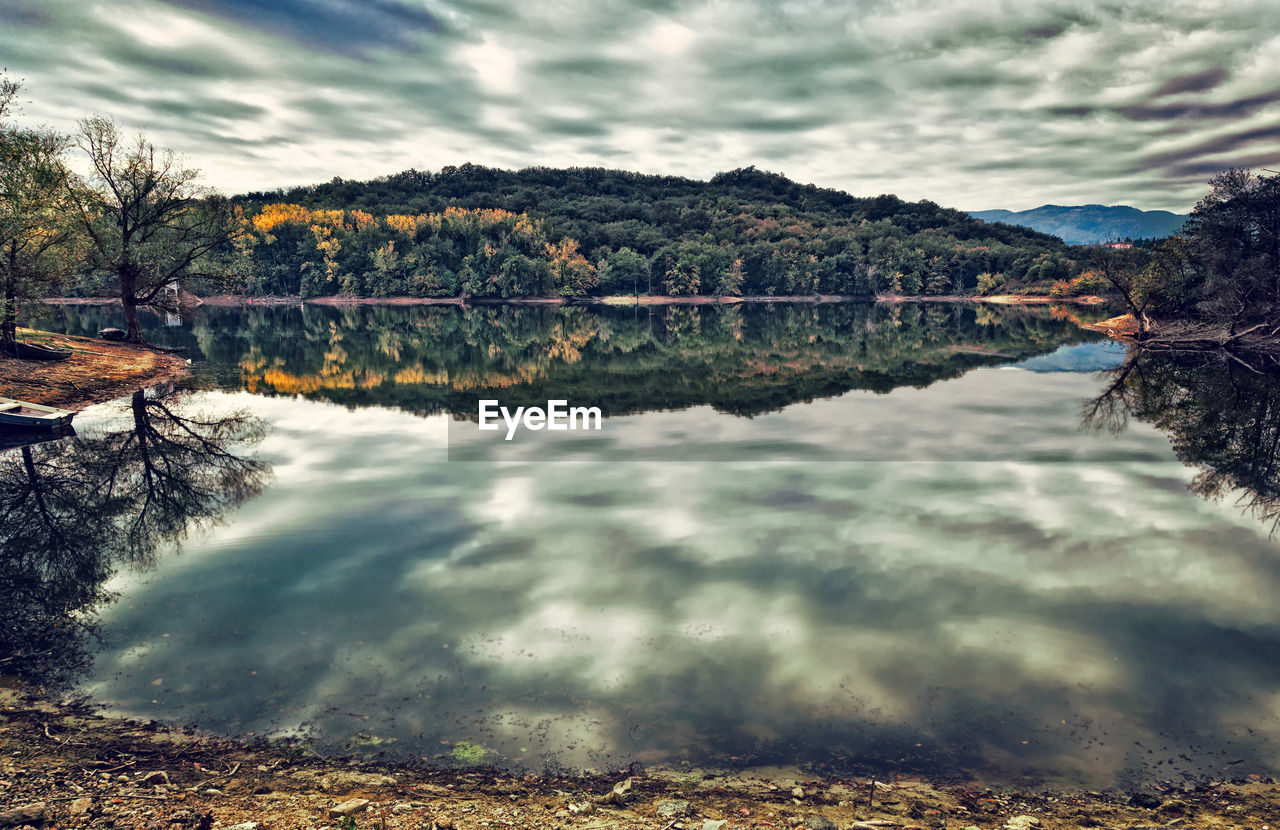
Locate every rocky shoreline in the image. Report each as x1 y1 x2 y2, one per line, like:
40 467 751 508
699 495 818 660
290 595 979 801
1 686 1276 830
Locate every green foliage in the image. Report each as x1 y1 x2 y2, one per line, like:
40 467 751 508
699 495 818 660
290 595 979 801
975 272 1004 295
716 257 745 296
0 74 84 349
924 260 954 295
229 165 1087 299
597 246 649 295
450 741 486 764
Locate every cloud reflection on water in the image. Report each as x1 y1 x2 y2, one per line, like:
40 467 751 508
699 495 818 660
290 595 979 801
80 367 1280 787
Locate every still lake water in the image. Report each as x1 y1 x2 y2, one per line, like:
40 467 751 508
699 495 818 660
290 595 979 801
7 301 1280 789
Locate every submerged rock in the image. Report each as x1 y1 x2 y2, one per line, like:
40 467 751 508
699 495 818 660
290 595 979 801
805 817 838 830
1128 792 1163 809
608 776 633 805
291 769 398 792
655 799 691 817
328 798 370 817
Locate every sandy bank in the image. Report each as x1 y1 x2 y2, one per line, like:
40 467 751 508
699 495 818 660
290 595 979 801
0 330 188 411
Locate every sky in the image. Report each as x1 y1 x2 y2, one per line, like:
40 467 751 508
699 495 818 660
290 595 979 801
1 0 1277 212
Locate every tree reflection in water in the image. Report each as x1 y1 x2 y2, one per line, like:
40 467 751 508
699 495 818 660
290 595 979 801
0 387 269 687
1084 348 1280 533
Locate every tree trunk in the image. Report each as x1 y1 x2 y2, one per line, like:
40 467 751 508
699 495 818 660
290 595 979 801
1 276 16 357
2 246 16 356
120 270 145 344
122 296 144 343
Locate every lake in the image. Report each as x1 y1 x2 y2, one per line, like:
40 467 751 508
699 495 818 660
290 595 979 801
6 300 1280 790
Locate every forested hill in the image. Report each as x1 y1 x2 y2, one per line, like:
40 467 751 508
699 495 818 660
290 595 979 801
969 204 1188 245
229 165 1096 300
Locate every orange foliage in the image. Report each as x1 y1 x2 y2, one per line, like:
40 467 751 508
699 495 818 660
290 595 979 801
252 203 313 233
385 214 425 235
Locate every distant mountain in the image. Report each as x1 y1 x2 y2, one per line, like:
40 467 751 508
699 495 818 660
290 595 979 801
970 204 1188 245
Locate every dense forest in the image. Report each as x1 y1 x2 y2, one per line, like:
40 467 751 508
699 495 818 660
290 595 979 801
218 165 1110 300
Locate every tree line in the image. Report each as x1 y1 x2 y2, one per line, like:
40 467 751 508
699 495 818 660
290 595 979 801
3 71 1104 345
233 165 1099 301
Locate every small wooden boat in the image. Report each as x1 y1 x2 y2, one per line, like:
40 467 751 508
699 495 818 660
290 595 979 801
0 424 75 451
13 341 72 360
0 397 76 428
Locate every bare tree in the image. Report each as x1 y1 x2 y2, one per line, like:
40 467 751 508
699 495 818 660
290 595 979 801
1092 247 1154 336
70 116 241 343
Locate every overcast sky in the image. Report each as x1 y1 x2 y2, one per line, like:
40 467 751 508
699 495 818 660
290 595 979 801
2 0 1277 212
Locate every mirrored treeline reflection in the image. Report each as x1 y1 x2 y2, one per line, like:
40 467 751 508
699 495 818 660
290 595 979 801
33 301 1115 418
0 388 270 687
6 302 1280 789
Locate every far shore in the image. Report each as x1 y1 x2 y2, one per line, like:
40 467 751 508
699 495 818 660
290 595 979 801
43 292 1111 309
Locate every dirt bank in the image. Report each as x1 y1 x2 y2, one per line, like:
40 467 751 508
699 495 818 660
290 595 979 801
0 686 1275 830
39 297 120 306
1081 314 1144 338
51 293 1110 312
878 294 1107 306
0 330 188 411
1082 314 1280 355
306 294 824 307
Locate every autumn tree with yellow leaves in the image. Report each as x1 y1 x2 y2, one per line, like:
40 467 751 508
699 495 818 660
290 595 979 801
239 203 593 299
545 238 597 296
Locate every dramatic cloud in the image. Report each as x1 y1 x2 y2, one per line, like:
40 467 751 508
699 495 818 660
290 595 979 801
1 0 1278 210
